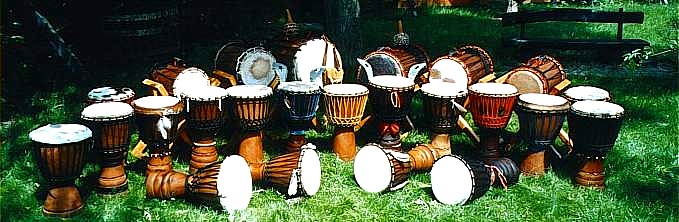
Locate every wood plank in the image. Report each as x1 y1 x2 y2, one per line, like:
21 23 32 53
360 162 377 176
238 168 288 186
501 9 644 26
508 38 650 49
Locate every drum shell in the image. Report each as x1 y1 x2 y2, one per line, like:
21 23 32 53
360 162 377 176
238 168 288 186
567 111 623 158
357 45 430 82
386 150 411 190
82 116 132 167
451 45 494 84
367 83 415 122
468 91 518 129
185 98 227 132
134 112 181 146
525 55 567 90
515 105 568 151
34 140 91 185
279 88 322 122
149 63 188 96
323 90 369 128
188 162 221 202
264 151 301 193
229 96 274 132
490 157 520 187
422 92 467 133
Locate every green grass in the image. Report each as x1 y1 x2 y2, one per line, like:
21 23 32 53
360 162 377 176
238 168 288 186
2 2 678 221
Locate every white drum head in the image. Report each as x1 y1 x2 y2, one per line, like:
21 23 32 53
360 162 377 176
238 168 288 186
87 86 134 101
133 96 180 109
430 58 468 85
279 81 321 93
563 86 610 101
354 145 391 193
571 101 624 117
431 155 474 205
238 48 276 85
323 84 368 95
470 83 518 95
519 93 568 106
294 39 342 82
29 124 92 145
81 102 133 119
298 146 322 196
217 155 253 213
420 82 467 98
173 67 210 97
369 75 415 88
225 85 273 98
182 86 228 100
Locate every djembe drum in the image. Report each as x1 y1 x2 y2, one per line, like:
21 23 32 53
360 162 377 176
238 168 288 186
467 83 519 163
354 144 411 193
322 84 369 161
181 86 228 173
451 46 495 84
420 82 468 155
226 85 274 178
366 75 416 151
131 96 183 175
278 81 322 152
562 86 611 103
86 86 135 105
503 67 550 94
81 102 133 194
568 101 624 188
30 124 92 217
430 155 490 205
515 94 570 176
254 144 322 197
525 55 567 94
146 155 253 213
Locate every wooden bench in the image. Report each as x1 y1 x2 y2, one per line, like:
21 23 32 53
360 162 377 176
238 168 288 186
501 8 650 57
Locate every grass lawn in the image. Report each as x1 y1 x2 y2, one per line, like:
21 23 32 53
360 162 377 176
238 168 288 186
1 2 678 221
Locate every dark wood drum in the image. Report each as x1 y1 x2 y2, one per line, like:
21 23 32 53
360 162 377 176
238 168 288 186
366 75 416 151
431 155 491 205
354 144 411 193
262 144 321 197
181 86 229 173
467 83 519 162
131 96 183 175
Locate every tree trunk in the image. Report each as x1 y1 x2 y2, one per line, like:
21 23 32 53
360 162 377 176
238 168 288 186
325 0 362 81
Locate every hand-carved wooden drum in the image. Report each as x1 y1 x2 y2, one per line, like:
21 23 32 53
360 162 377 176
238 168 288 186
225 85 274 178
30 124 92 217
421 82 468 155
146 155 253 213
258 144 322 197
172 67 210 98
81 102 133 194
562 86 611 103
515 94 570 176
278 81 322 152
525 55 567 94
504 67 550 94
367 75 416 151
354 144 411 193
430 155 490 205
131 96 183 175
451 45 495 85
356 46 429 83
181 86 228 173
468 83 519 162
568 101 624 188
86 86 135 105
322 84 369 161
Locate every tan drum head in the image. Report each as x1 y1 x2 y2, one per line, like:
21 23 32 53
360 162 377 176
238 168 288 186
225 85 273 99
294 38 342 82
429 57 469 85
469 83 518 96
369 75 415 89
237 47 277 85
173 67 210 97
29 124 92 145
505 68 548 94
420 82 467 98
217 155 253 213
353 145 393 193
518 93 569 111
571 101 624 118
323 84 368 96
430 155 474 205
81 102 134 120
563 86 611 102
297 144 321 196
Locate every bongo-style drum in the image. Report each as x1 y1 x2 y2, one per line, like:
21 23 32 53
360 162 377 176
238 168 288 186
367 75 416 151
525 55 567 93
181 86 229 173
30 124 92 217
86 86 135 105
562 86 611 103
81 102 133 194
503 67 549 94
258 144 322 197
468 83 519 162
420 82 468 155
278 81 322 152
356 46 429 83
172 67 210 98
568 101 624 188
322 84 369 161
146 155 253 213
354 144 411 193
131 96 183 175
430 155 491 205
515 94 570 176
225 85 274 178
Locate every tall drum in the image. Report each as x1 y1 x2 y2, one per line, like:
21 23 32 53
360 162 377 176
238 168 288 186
181 86 228 173
30 124 92 217
277 81 322 152
81 102 134 194
354 144 411 193
131 96 183 175
366 75 416 151
226 85 274 179
86 86 135 105
322 84 369 161
568 101 624 189
420 82 468 155
467 83 519 162
515 94 570 176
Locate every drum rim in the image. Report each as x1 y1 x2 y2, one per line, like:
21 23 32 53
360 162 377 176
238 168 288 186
87 86 135 102
367 75 416 90
278 81 323 95
298 146 322 196
516 94 570 112
236 47 277 86
180 86 229 101
322 84 369 96
216 155 253 212
525 55 567 85
570 101 624 118
30 124 93 145
429 55 472 85
172 67 210 96
469 83 519 97
354 144 394 193
563 86 611 102
225 85 274 99
131 96 183 115
420 82 468 99
431 155 477 205
452 45 495 78
505 67 549 94
81 101 134 120
362 49 405 78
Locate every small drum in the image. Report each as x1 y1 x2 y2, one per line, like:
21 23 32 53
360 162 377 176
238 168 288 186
468 83 519 129
515 94 570 175
172 67 210 97
146 155 253 213
524 55 567 91
86 86 135 104
131 96 183 174
562 86 611 103
367 75 416 122
264 144 322 197
30 124 92 217
356 46 429 83
503 67 549 94
421 82 468 133
81 102 134 194
568 101 624 188
354 144 411 193
430 155 490 205
181 86 229 172
225 85 274 131
322 84 369 128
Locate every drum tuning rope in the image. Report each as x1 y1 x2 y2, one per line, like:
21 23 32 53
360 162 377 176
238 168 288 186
487 165 508 190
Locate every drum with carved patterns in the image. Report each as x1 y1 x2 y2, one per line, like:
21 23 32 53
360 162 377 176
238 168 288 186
322 84 369 161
